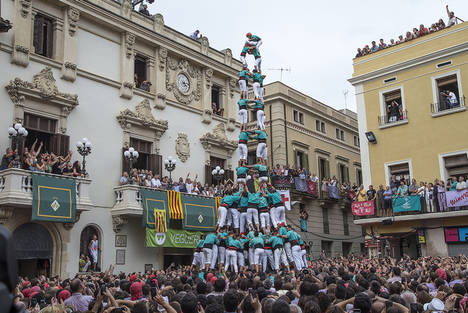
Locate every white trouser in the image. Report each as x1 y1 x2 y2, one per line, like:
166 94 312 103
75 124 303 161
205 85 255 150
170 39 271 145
238 109 248 125
238 80 247 94
247 208 259 227
255 57 262 71
284 242 293 262
426 198 434 213
301 249 307 268
192 252 203 266
237 178 246 184
230 208 240 229
256 142 267 159
226 249 238 272
260 212 270 228
217 206 228 227
210 244 218 269
253 82 262 100
240 55 247 68
256 110 265 130
254 248 264 265
274 248 289 270
292 245 303 270
270 207 278 228
226 209 232 228
238 143 248 160
218 246 226 265
248 247 254 266
275 206 286 225
264 249 274 271
237 251 245 267
203 247 213 265
239 212 248 233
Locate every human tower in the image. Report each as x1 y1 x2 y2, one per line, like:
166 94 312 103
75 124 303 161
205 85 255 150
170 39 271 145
191 34 308 274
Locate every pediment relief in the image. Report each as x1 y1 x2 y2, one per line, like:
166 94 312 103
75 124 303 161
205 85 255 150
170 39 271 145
200 123 237 152
5 67 79 113
116 99 168 133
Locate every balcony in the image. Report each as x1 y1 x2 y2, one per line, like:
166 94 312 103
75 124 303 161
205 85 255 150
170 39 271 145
354 209 468 226
0 168 93 210
378 110 408 129
431 96 466 117
112 184 144 216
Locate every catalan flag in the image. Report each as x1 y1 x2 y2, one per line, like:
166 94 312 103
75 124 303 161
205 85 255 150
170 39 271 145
154 209 167 233
167 190 183 219
215 196 222 219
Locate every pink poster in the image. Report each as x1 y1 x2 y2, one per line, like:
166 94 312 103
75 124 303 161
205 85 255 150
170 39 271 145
445 228 460 242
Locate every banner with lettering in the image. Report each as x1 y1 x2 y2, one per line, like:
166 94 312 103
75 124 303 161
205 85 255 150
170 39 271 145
146 228 204 248
351 200 375 216
271 176 292 189
446 190 468 208
393 195 421 213
32 174 76 223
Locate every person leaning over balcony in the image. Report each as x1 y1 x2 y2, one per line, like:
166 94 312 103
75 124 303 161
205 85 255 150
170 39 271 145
404 31 413 42
120 171 129 185
417 182 426 212
0 147 15 170
437 181 447 212
396 180 408 197
446 5 457 27
366 185 377 214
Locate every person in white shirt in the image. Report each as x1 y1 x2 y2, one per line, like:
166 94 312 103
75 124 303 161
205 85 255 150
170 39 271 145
151 174 162 188
446 5 457 27
144 175 152 188
456 176 467 190
311 174 319 183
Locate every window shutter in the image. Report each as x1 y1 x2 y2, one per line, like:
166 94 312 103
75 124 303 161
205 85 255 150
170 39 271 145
50 134 69 156
33 16 42 54
148 154 162 176
344 166 349 183
46 18 54 58
324 159 330 179
304 153 309 171
205 165 213 186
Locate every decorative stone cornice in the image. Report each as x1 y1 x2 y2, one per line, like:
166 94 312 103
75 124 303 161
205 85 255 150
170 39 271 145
200 123 237 152
116 99 168 133
125 32 136 58
0 208 14 224
20 0 32 18
175 132 190 162
5 67 79 111
67 7 80 37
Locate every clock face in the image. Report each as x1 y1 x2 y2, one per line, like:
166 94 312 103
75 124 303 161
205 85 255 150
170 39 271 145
176 73 190 93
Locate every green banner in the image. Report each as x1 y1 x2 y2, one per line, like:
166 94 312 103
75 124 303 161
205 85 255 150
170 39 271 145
32 174 76 223
141 189 169 229
393 195 422 213
146 228 204 248
181 193 217 231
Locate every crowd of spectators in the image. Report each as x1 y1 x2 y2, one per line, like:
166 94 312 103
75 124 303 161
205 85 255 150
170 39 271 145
120 169 228 197
0 139 84 177
355 6 462 58
134 74 152 92
11 255 468 313
355 175 468 217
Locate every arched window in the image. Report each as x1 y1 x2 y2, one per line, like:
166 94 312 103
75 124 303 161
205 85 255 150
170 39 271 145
79 225 101 272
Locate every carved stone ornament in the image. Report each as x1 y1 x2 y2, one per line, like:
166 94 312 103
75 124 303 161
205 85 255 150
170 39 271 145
223 48 232 65
200 123 237 152
112 215 128 233
125 33 136 59
229 78 237 98
201 108 212 124
154 93 166 110
20 0 32 18
205 68 213 89
121 0 132 18
158 48 167 71
175 132 190 162
116 99 168 132
61 62 78 82
12 45 30 67
153 13 164 32
166 57 202 105
5 67 79 111
67 7 80 37
0 208 14 224
120 81 134 99
200 36 209 55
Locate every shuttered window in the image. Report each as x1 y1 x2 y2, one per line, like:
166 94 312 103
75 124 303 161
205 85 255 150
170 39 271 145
33 14 54 58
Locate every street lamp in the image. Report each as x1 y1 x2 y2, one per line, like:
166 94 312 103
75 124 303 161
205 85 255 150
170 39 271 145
164 156 176 187
211 166 225 185
76 137 92 177
8 123 28 168
124 147 139 184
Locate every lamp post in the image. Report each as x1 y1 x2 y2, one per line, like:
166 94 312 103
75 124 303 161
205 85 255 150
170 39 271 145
124 147 139 184
8 123 28 168
76 137 92 177
211 166 225 185
164 156 176 188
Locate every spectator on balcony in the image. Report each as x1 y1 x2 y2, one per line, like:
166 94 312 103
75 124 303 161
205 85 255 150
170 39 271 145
190 30 202 41
377 185 385 216
396 35 404 44
370 41 378 53
120 171 129 185
151 174 161 188
456 176 467 190
419 24 429 35
448 177 457 191
389 39 396 46
0 148 15 170
357 185 367 202
437 181 447 212
140 80 152 92
321 178 329 197
144 174 152 188
417 181 426 211
310 173 318 182
437 18 446 29
138 4 150 16
433 179 440 211
72 161 82 177
387 101 402 123
404 31 413 42
446 5 457 27
396 180 408 197
355 48 363 58
408 179 418 195
383 186 393 216
378 39 387 50
425 183 435 213
412 27 420 38
390 175 399 193
441 90 459 109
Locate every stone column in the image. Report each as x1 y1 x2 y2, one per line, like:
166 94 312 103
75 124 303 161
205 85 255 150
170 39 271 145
154 47 167 110
201 68 213 124
53 18 64 61
12 0 33 66
120 32 135 99
61 7 80 82
226 77 237 131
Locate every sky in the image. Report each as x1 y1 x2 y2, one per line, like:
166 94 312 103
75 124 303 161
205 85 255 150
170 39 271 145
149 1 467 112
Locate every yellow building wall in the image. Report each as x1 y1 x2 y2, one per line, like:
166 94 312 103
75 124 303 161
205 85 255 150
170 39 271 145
362 52 468 186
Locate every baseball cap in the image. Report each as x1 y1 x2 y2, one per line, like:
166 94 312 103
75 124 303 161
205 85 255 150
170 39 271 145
423 298 444 313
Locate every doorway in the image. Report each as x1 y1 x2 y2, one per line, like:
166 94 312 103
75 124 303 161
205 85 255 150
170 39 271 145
13 223 53 278
80 225 101 272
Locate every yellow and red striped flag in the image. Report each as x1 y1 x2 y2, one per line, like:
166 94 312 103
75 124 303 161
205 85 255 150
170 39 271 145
154 209 167 233
215 196 222 220
167 190 183 219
